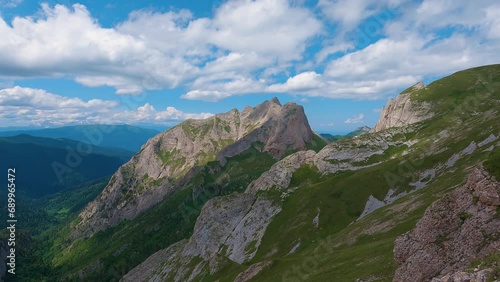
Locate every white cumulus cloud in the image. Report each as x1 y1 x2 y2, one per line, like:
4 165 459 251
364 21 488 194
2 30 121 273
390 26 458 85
344 113 365 124
0 1 321 97
0 87 212 127
268 71 324 92
0 0 499 102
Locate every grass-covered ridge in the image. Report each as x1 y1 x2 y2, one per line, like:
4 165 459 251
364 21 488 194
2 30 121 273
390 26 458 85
307 133 328 152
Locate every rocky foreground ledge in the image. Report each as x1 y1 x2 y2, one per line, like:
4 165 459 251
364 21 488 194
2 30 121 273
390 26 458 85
393 166 500 282
431 268 497 282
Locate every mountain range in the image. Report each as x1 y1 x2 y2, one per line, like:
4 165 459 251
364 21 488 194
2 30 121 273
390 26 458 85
1 64 499 282
0 124 160 153
320 126 371 142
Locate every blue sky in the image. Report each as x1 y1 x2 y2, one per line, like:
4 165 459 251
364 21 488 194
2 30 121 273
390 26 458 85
0 0 499 134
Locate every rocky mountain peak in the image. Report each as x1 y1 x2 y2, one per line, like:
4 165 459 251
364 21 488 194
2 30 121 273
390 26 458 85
271 97 282 106
73 98 321 239
371 82 433 132
412 81 425 90
240 98 283 124
218 100 316 161
354 126 371 133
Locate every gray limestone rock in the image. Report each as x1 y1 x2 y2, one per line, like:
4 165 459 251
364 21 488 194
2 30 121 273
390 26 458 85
74 98 319 239
123 194 282 281
371 82 433 132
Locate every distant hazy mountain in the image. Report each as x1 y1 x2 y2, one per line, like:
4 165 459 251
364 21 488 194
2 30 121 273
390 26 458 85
345 125 371 137
319 133 344 142
0 134 133 197
0 124 160 152
320 126 371 142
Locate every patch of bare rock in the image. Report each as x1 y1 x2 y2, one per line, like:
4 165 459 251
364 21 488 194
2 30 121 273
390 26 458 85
393 166 500 282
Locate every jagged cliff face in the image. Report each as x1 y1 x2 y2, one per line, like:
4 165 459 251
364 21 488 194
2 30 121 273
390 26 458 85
74 98 320 239
393 166 500 282
122 193 282 282
371 82 434 132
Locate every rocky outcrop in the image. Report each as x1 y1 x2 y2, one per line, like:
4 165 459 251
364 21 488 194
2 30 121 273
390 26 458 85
372 82 433 132
234 261 273 282
357 126 371 132
393 166 500 282
358 195 385 219
246 150 317 193
217 101 316 162
74 98 319 239
431 268 497 282
180 193 281 263
122 194 281 281
247 127 415 194
121 240 187 282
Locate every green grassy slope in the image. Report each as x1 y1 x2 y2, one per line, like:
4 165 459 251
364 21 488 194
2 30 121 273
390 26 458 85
210 64 500 281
